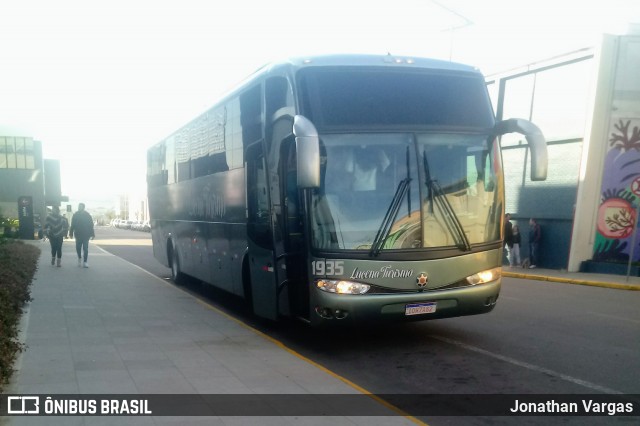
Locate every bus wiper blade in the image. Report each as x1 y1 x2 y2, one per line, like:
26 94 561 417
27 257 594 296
423 151 471 252
370 178 411 257
431 179 472 251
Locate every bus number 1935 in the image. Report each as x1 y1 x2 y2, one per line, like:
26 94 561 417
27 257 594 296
312 260 344 276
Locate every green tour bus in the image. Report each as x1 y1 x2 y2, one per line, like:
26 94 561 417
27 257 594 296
147 54 547 326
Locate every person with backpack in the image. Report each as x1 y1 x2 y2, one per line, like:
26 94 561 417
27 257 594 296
45 206 66 267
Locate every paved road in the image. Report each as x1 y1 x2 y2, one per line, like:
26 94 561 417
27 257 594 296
96 226 640 425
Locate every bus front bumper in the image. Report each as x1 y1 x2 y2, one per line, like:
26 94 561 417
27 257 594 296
309 279 501 326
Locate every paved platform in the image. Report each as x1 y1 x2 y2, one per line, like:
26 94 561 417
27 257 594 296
3 241 416 425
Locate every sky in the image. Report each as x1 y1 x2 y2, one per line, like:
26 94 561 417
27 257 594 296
0 0 637 205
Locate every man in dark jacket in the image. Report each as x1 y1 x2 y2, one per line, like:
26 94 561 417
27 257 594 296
528 218 542 268
69 203 95 268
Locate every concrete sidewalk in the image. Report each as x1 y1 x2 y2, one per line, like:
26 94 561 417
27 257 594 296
4 241 417 426
502 266 640 291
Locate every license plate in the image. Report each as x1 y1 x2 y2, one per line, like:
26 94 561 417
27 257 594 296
405 302 437 316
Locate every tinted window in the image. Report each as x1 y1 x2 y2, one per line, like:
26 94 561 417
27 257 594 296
299 68 494 129
225 97 243 169
240 85 262 146
147 143 167 187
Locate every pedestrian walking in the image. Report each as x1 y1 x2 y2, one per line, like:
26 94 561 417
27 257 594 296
512 224 522 266
528 218 541 268
504 213 514 266
69 203 95 268
44 206 66 267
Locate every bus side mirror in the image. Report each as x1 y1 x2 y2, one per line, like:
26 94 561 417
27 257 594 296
293 115 320 188
494 118 548 181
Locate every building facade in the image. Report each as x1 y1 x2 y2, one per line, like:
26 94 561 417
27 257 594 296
489 31 640 272
569 32 640 273
0 135 63 238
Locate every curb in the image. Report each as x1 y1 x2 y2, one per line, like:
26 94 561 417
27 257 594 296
502 271 640 291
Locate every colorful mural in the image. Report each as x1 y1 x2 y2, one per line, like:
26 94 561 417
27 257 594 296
593 118 640 263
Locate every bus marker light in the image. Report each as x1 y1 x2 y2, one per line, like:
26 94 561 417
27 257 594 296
334 309 348 319
315 307 333 319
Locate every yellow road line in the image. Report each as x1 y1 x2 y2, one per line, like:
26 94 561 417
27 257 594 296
503 271 640 291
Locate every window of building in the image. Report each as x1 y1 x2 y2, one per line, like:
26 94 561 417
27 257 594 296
498 57 593 146
15 138 25 169
501 75 536 147
25 139 35 169
531 59 593 142
0 137 7 168
6 137 16 168
0 137 37 169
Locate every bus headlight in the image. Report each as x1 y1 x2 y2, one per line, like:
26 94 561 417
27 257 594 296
466 268 501 285
316 279 371 294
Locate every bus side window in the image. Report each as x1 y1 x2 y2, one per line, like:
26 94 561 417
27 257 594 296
247 149 272 248
240 86 263 150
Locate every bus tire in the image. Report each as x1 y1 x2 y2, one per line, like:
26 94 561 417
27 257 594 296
170 242 185 285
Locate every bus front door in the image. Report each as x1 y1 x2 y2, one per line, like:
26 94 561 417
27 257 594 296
246 144 279 320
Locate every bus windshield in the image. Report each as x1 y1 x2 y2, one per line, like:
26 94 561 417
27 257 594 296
310 133 503 252
298 67 494 130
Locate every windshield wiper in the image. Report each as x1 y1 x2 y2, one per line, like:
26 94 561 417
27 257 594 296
423 151 472 251
370 177 411 257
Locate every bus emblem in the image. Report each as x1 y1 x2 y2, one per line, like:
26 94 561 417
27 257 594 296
416 273 428 287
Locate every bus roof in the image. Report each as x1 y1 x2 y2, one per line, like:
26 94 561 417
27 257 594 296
150 54 485 149
258 53 482 77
